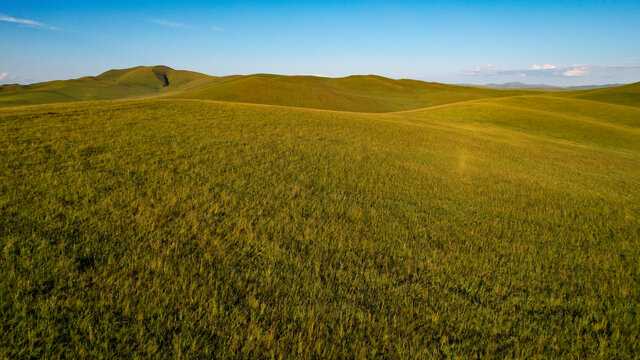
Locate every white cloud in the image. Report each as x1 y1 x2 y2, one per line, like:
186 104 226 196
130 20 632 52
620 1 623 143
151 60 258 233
150 19 190 28
0 13 58 30
532 64 557 70
464 64 496 76
0 72 17 82
211 25 223 31
562 65 589 77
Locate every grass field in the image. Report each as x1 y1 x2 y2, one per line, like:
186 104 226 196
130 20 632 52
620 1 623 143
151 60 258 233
1 69 640 358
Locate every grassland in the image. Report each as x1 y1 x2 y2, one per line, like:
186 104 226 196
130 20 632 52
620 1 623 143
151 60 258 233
1 69 640 358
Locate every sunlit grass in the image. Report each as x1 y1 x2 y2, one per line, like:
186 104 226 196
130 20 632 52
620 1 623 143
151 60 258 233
1 98 639 358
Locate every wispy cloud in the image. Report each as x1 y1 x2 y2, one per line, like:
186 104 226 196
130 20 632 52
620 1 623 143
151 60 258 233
468 64 497 75
0 13 59 30
463 63 640 78
150 19 190 28
211 25 223 31
602 64 640 70
0 72 17 82
531 64 557 70
562 65 589 77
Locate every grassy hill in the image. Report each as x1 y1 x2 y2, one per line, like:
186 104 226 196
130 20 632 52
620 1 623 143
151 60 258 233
1 69 639 358
400 95 640 151
0 66 210 107
162 73 540 112
3 66 638 112
1 66 538 111
551 81 640 107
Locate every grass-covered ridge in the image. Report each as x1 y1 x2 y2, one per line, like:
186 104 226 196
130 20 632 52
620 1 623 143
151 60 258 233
0 66 210 107
1 91 639 357
401 95 640 151
552 81 640 108
3 65 638 112
0 65 539 111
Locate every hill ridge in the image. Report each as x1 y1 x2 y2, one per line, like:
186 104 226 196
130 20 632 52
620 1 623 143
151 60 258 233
0 66 537 111
1 65 639 111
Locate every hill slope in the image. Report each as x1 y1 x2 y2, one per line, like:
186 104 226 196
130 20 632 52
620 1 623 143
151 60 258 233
163 73 539 112
551 81 640 107
0 66 210 107
1 97 639 358
399 95 640 151
0 66 539 111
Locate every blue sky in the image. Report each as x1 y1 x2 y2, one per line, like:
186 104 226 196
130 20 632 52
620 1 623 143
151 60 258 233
1 0 639 86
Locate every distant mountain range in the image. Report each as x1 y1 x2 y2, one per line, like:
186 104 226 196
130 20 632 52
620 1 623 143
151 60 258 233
459 82 626 90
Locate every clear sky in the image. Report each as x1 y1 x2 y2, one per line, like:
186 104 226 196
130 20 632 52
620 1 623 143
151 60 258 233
1 0 639 86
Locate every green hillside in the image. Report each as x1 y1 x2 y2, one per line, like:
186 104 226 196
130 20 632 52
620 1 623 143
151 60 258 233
552 81 640 107
0 66 538 111
0 66 210 107
163 73 537 112
400 95 640 151
1 89 639 357
6 65 638 112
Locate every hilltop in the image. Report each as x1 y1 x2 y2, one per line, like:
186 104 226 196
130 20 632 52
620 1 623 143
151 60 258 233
0 65 538 111
0 66 208 107
3 66 638 112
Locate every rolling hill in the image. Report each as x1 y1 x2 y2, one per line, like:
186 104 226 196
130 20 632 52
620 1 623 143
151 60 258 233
551 81 640 107
0 66 210 107
1 67 639 358
399 95 640 151
0 65 539 111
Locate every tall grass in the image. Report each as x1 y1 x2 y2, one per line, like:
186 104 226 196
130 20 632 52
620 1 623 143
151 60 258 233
1 99 639 358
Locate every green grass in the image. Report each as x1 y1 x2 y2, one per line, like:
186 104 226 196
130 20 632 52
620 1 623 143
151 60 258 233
1 89 639 358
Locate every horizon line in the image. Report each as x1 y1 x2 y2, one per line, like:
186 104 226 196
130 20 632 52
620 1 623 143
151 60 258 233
1 65 637 88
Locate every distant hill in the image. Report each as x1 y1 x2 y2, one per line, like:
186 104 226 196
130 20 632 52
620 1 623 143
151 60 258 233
0 66 538 111
460 82 626 90
479 82 562 89
2 66 638 110
565 84 626 90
